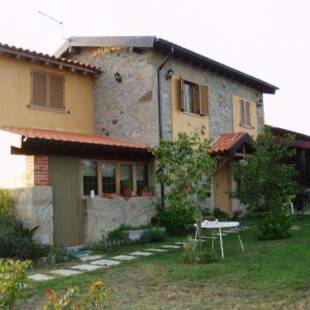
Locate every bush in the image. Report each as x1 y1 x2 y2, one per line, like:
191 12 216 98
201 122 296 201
107 224 132 240
141 228 167 243
0 214 47 260
0 189 14 215
153 203 195 236
258 211 292 240
46 247 74 265
0 260 31 309
213 207 229 220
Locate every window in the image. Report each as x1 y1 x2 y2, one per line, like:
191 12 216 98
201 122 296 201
82 160 98 195
120 164 133 193
82 160 152 197
180 78 209 115
31 70 65 111
101 163 116 194
240 99 251 127
136 164 148 194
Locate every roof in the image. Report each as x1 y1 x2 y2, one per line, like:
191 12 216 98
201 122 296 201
268 125 310 150
0 126 147 150
55 36 278 94
0 42 101 77
211 132 254 155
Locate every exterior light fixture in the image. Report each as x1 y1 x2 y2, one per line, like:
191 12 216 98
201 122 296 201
165 68 174 80
257 98 263 107
114 72 122 83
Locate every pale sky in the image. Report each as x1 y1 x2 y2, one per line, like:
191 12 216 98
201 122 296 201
1 0 309 134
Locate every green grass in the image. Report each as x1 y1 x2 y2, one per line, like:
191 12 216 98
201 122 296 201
22 216 310 309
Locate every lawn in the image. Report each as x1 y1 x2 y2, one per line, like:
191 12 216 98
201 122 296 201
21 216 310 309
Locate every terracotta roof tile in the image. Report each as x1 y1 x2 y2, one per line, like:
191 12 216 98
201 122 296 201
0 42 101 75
211 132 247 155
0 126 147 150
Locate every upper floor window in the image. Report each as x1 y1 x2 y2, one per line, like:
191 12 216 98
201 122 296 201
31 70 65 111
179 78 209 115
240 99 251 127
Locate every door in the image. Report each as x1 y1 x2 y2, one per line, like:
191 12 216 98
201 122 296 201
214 162 232 214
50 156 84 247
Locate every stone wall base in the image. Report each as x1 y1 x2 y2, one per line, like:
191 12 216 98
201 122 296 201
10 186 53 245
84 196 156 243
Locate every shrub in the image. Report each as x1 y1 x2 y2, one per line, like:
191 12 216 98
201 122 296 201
46 247 74 265
43 280 107 309
258 211 292 240
0 214 47 260
141 227 167 243
154 203 195 236
0 189 14 215
107 224 132 240
0 259 31 309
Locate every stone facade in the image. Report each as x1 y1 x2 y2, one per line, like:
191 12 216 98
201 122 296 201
84 196 156 243
10 186 53 245
69 47 159 145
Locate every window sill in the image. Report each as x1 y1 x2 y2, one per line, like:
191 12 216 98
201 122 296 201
239 124 255 129
182 111 208 117
28 104 66 114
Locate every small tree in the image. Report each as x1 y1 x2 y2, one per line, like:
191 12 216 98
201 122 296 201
151 127 217 246
233 126 300 239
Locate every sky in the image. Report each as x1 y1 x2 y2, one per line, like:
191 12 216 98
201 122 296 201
0 0 309 134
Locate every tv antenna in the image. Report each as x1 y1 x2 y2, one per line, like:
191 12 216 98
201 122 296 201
38 10 69 42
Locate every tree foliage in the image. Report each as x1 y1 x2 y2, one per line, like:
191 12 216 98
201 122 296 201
233 126 300 239
151 127 217 244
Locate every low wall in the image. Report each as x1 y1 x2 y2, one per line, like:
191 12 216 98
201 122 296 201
10 186 53 245
84 196 156 243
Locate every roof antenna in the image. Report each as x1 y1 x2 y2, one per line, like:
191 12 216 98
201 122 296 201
38 10 71 48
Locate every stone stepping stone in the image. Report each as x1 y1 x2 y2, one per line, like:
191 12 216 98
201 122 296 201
71 264 104 272
130 251 153 256
175 242 184 245
90 259 121 267
79 255 103 262
28 274 54 281
145 248 168 252
50 269 82 277
162 245 181 249
290 226 301 230
113 255 137 261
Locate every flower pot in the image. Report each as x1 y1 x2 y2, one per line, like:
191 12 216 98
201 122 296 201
140 190 154 197
122 188 132 198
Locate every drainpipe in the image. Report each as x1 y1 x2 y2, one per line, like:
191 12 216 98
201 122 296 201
157 46 174 209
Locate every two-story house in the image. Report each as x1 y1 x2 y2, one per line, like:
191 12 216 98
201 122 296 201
0 37 278 248
56 36 278 216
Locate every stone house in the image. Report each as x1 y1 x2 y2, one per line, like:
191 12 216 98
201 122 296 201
56 36 278 215
0 37 278 247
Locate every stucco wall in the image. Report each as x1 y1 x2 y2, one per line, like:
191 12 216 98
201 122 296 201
84 196 156 243
0 55 94 134
10 186 53 245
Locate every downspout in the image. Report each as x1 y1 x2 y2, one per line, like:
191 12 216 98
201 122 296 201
157 45 174 209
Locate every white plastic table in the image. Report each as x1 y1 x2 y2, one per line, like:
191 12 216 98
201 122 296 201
196 220 244 258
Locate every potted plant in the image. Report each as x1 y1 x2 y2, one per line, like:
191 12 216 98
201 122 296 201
103 192 113 199
122 180 133 198
140 186 154 197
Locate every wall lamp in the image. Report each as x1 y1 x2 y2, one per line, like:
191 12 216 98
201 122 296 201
114 72 122 83
257 98 263 107
165 68 174 80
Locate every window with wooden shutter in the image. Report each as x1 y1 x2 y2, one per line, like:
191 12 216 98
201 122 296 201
31 71 48 107
199 85 209 115
49 75 65 109
240 99 251 127
31 70 65 111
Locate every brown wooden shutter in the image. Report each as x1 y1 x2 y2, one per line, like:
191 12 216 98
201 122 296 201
31 71 47 107
180 76 186 111
240 99 245 125
171 75 183 111
192 85 200 114
49 75 65 109
199 85 209 115
245 101 251 126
